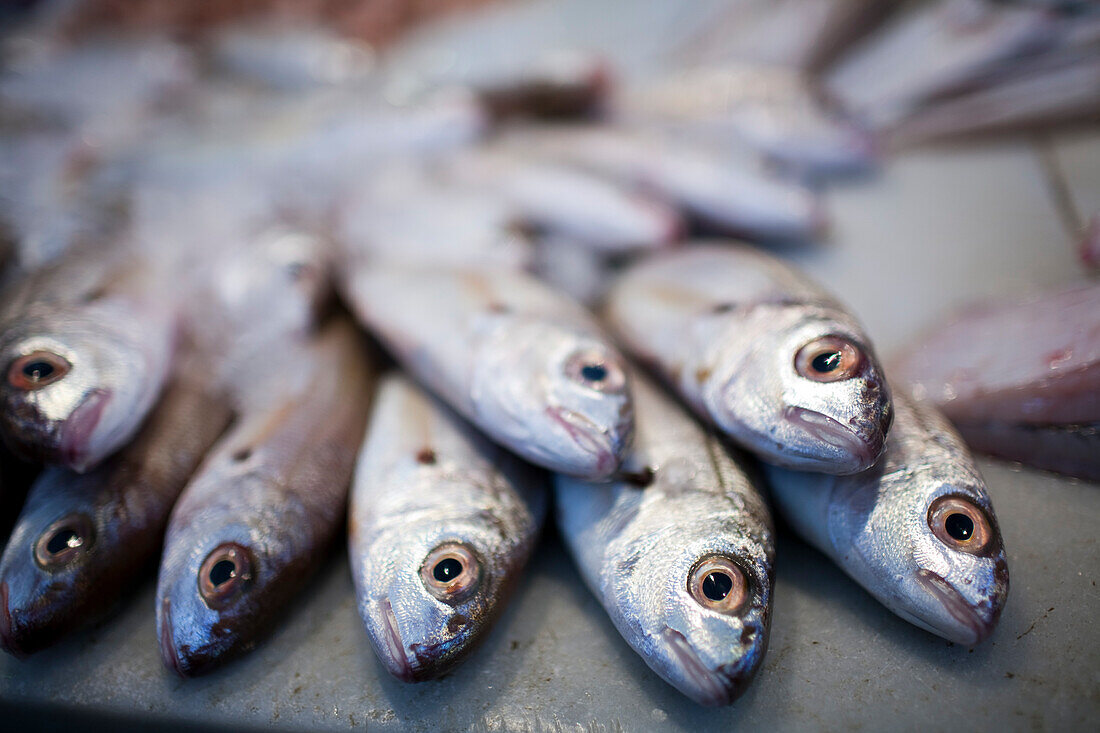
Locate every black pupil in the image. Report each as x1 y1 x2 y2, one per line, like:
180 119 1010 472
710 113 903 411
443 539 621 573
811 351 842 373
581 363 608 382
945 513 975 542
701 571 733 602
210 559 237 587
433 557 464 583
22 361 54 381
46 528 80 555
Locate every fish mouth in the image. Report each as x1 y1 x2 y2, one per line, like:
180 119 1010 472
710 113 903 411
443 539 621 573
545 406 617 478
0 581 24 658
660 627 736 707
377 598 416 683
916 570 995 646
159 597 187 677
58 389 111 473
784 406 879 473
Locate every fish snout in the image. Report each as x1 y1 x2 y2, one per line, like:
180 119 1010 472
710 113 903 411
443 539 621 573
545 406 619 479
158 597 188 677
373 598 417 683
783 406 882 474
58 389 111 472
660 627 741 707
0 582 26 659
916 569 1002 646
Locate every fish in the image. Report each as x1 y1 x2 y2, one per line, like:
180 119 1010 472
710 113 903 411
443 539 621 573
506 126 825 242
333 161 534 271
0 370 233 657
763 392 1010 645
348 373 547 681
531 236 612 308
825 0 1055 129
604 244 892 474
617 63 877 180
342 265 634 479
885 48 1100 148
156 320 374 676
892 281 1100 425
555 374 775 707
437 147 682 253
0 246 177 472
1081 213 1100 272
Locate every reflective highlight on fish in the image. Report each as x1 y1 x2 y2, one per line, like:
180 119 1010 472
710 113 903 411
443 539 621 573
605 244 891 474
156 321 373 676
0 249 176 472
0 375 231 656
764 392 1009 645
349 374 546 681
343 266 633 479
555 375 775 706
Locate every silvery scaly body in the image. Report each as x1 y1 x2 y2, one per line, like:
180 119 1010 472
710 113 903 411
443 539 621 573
0 372 232 656
156 321 374 676
764 392 1009 645
555 375 774 707
605 244 891 474
0 247 176 472
342 266 634 479
349 374 547 681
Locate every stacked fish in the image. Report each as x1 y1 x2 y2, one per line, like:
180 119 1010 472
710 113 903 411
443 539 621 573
0 0 1096 709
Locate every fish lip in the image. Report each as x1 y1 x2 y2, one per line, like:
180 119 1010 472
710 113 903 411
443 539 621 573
545 405 617 477
916 569 995 646
377 598 416 683
783 405 878 472
0 581 25 659
159 597 188 677
58 388 111 472
660 627 736 707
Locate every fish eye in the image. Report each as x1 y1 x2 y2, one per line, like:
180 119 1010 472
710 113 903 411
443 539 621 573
564 351 626 392
420 542 480 604
688 556 749 615
794 336 862 383
928 495 995 556
34 514 96 569
8 351 72 391
198 543 254 609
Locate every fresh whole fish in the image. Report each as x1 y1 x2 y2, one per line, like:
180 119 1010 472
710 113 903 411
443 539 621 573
764 392 1009 645
349 374 547 681
555 374 775 706
0 370 232 656
437 147 682 253
0 247 176 472
825 0 1055 129
605 244 891 474
156 320 373 676
342 266 634 479
333 162 534 271
506 126 826 242
617 63 877 179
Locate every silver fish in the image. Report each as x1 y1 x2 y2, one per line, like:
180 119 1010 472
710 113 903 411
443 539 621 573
826 0 1055 129
764 392 1010 645
349 373 547 681
618 63 876 179
555 375 774 707
0 247 176 472
605 244 892 474
342 266 634 479
0 371 232 656
156 320 374 676
507 126 825 242
437 147 682 253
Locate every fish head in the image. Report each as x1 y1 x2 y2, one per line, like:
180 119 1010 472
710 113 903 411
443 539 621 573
607 484 772 706
833 461 1009 646
354 481 530 682
0 475 101 656
709 308 891 474
0 305 173 472
472 316 633 478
